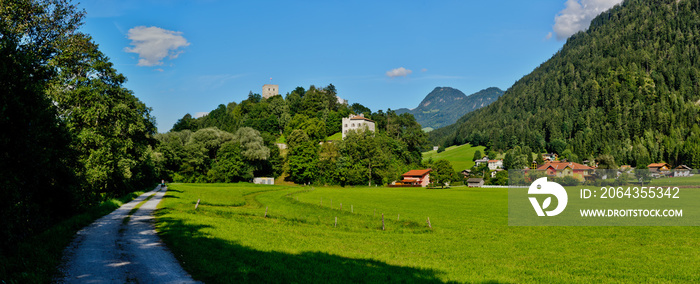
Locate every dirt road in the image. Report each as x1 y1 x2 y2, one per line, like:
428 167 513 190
57 186 198 283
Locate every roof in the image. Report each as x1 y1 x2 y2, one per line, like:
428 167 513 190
537 161 594 171
402 169 431 177
488 160 502 163
349 115 375 123
648 163 670 168
467 178 484 183
675 165 692 170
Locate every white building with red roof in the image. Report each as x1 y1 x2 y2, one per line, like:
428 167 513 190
342 114 376 139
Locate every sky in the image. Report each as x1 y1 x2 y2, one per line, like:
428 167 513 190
77 0 623 132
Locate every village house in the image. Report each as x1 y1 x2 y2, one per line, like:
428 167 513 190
490 168 504 178
475 157 489 167
537 161 595 181
542 153 558 162
467 178 484 187
341 114 376 139
394 169 432 187
488 159 503 170
648 163 671 177
674 165 692 177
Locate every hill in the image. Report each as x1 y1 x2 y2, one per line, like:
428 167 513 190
396 87 503 130
430 0 700 169
422 143 486 171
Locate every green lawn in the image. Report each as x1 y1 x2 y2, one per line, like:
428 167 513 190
325 132 342 141
422 143 486 171
647 174 700 187
156 183 700 283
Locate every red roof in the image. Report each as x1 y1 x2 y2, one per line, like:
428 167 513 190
349 115 375 122
402 169 431 177
648 163 670 169
488 160 502 163
537 161 594 171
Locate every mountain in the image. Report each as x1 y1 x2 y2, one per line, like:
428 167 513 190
395 87 503 130
430 0 700 168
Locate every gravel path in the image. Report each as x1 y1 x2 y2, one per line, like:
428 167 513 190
57 186 198 283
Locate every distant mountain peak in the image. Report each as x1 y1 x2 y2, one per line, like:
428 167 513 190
396 87 503 130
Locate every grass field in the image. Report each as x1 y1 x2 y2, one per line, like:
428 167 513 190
422 143 486 171
156 183 700 283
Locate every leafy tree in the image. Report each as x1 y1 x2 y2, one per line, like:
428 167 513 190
431 159 457 188
286 130 318 184
0 0 85 249
473 150 482 161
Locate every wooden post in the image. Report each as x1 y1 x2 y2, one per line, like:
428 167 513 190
427 217 432 229
340 203 342 210
335 216 337 227
382 213 385 231
397 214 400 221
265 207 268 218
351 205 353 213
195 199 200 210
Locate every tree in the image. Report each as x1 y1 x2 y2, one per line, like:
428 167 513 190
473 150 482 161
431 159 457 188
286 130 318 184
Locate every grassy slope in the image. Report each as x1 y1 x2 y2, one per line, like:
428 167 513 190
156 183 700 283
422 143 486 171
325 132 342 141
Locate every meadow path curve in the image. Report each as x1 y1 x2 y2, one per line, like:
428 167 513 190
57 186 199 284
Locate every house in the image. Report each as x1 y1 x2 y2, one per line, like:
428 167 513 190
461 169 472 177
341 114 376 139
397 169 432 187
467 178 484 187
537 161 595 181
488 159 503 170
648 163 671 177
674 165 692 177
543 153 558 162
620 165 632 171
433 146 439 151
475 157 489 166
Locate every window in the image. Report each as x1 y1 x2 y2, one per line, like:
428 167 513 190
344 124 347 127
352 123 355 127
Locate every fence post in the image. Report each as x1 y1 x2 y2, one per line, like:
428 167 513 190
195 199 200 210
265 207 268 218
427 217 432 229
382 213 385 231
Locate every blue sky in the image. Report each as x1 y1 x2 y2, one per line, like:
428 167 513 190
77 0 622 132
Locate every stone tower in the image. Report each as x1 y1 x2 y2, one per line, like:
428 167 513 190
262 84 279 99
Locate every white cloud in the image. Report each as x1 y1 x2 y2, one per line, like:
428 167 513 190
194 112 209 118
125 26 190 66
386 67 412 78
552 0 623 40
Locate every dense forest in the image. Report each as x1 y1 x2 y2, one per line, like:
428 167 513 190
1 0 158 252
430 0 700 169
159 86 431 186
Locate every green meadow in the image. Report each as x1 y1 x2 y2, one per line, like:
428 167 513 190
156 183 700 283
422 143 486 171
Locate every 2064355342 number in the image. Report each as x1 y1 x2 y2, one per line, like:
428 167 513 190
600 187 680 199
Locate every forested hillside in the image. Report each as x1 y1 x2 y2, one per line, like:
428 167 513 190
160 86 428 185
430 0 700 168
395 87 503 130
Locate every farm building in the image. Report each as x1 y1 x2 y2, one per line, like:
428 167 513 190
467 178 484 187
393 169 432 187
674 165 692 177
253 177 274 185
